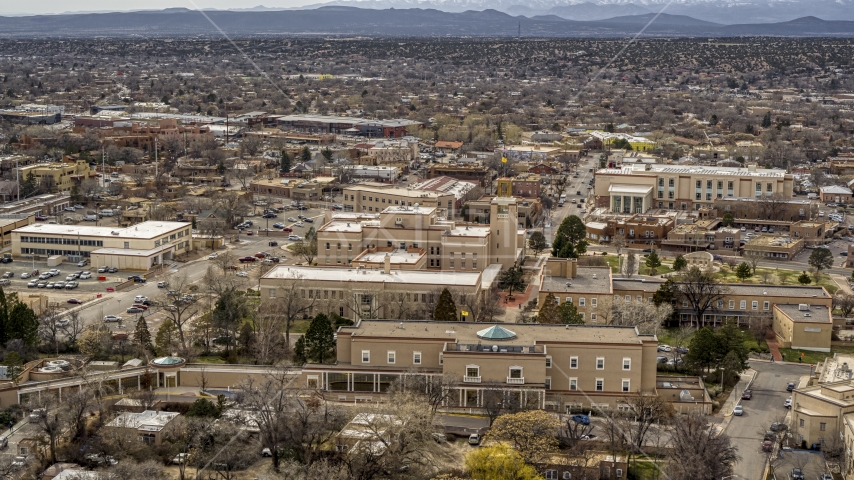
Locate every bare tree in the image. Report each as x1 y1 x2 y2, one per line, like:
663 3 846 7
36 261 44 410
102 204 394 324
834 293 854 318
621 252 637 278
155 273 201 352
666 412 740 480
676 266 731 328
608 298 673 335
743 249 763 275
270 272 316 352
619 393 674 454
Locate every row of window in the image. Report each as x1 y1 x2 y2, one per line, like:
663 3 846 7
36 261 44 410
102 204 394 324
20 236 104 247
362 350 421 365
681 299 771 311
21 248 91 257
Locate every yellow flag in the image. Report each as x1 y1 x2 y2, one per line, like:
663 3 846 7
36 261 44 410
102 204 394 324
501 157 507 163
461 310 469 316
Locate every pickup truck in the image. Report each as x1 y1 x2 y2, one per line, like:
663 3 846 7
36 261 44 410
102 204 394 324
239 256 257 263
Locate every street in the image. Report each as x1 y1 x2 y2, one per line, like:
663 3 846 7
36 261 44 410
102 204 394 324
725 361 812 480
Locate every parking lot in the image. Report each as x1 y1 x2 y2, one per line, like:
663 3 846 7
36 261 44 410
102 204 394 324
772 449 830 480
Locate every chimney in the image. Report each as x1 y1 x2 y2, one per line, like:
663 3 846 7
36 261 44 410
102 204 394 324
383 253 391 274
569 257 578 279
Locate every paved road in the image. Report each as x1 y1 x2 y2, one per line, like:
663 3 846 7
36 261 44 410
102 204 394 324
726 361 812 480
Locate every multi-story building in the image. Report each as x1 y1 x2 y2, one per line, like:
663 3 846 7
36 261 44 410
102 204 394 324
713 197 817 224
316 197 524 271
538 258 614 324
12 221 194 269
772 303 832 352
594 164 794 213
275 114 420 138
251 177 336 203
511 173 542 198
341 182 457 218
300 319 670 413
742 234 804 261
661 220 740 253
584 213 676 247
15 160 95 193
464 195 542 228
428 164 490 187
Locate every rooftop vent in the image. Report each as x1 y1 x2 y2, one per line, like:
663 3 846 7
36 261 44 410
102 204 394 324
798 304 809 311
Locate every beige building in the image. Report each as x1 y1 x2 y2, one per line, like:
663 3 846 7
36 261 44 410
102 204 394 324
772 303 832 352
594 164 794 213
301 320 671 413
538 258 614 324
585 213 675 247
15 160 94 193
12 221 193 270
317 197 524 271
105 410 180 446
342 182 457 218
742 235 805 261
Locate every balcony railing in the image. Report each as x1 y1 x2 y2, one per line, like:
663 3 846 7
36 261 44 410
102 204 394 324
506 377 525 385
464 376 482 383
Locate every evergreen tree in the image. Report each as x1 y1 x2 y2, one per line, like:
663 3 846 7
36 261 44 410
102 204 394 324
498 265 525 298
304 314 335 364
433 288 458 321
0 288 8 345
645 251 662 275
735 262 752 281
808 248 834 277
293 336 307 365
537 293 560 324
551 215 588 259
300 146 312 163
6 298 38 347
798 271 812 285
684 327 722 372
497 122 504 141
672 255 687 271
155 321 178 356
721 213 734 227
280 151 291 173
528 231 547 255
557 301 584 325
762 112 772 128
133 316 153 354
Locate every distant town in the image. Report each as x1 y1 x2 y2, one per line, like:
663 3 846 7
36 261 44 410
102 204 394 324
0 36 850 480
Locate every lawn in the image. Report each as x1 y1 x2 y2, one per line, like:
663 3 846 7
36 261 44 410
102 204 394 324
604 255 620 273
656 326 768 354
629 460 667 480
639 264 674 276
714 267 838 294
290 319 312 334
778 345 854 365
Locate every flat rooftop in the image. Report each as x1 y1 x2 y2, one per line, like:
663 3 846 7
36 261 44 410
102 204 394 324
14 221 188 240
354 249 423 265
341 320 653 345
345 184 443 199
382 205 436 215
613 279 664 293
445 226 490 238
745 235 799 247
319 221 363 233
541 266 613 294
262 265 482 287
775 304 832 324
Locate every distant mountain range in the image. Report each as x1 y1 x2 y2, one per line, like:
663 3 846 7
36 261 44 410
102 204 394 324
1 7 854 37
300 0 854 24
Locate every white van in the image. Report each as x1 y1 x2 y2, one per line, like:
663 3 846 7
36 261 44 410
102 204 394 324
100 209 114 217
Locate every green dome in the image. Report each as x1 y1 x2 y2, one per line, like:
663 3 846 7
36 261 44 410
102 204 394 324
152 356 184 366
476 325 516 340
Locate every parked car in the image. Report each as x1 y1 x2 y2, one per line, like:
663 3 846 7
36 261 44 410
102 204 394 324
761 440 773 452
131 304 149 310
304 218 314 223
571 414 590 425
288 235 302 241
770 422 788 432
97 266 108 273
657 345 672 352
239 256 257 263
741 390 752 400
157 281 168 288
80 272 92 279
126 307 145 314
172 453 188 465
67 298 83 305
791 468 804 480
208 253 218 259
77 259 89 267
128 275 146 283
65 281 78 289
20 272 31 279
733 405 743 416
468 434 481 445
656 356 667 363
104 315 122 323
27 280 37 288
268 241 279 246
787 382 796 392
236 271 249 278
784 397 792 409
108 267 118 273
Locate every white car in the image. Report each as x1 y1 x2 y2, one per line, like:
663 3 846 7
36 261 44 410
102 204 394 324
79 272 92 279
236 271 249 278
134 295 148 303
657 345 672 352
733 405 743 416
104 315 122 323
294 222 304 227
208 253 218 259
784 397 792 408
20 272 31 279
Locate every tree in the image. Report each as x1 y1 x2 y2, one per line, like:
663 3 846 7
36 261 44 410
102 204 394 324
552 215 588 258
557 301 585 325
156 273 200 352
743 249 763 275
498 264 525 299
268 272 315 353
672 255 687 272
619 394 674 454
433 288 458 321
834 293 854 317
154 321 179 357
1 290 39 347
735 262 752 281
684 327 722 372
187 398 221 418
809 248 834 278
676 266 730 328
798 271 812 285
488 410 559 464
303 314 335 364
721 213 734 227
537 293 561 324
609 298 672 335
528 231 547 255
133 316 153 354
280 150 291 173
293 236 318 265
622 252 637 278
464 444 542 480
644 251 662 275
300 146 312 163
666 413 739 480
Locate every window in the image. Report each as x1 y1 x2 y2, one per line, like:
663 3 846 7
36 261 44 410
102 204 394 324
596 357 604 370
466 366 479 378
623 358 631 370
740 300 747 309
820 422 827 431
752 301 758 310
564 472 572 480
800 418 805 427
591 313 597 321
546 356 552 368
269 288 276 298
546 471 558 480
591 298 597 307
622 379 630 392
326 243 330 250
307 375 319 388
764 301 770 310
570 356 578 369
595 379 604 391
566 297 572 303
413 352 421 364
569 378 577 390
387 351 396 364
545 377 551 389
509 367 523 379
360 350 369 363
579 298 586 307
616 468 623 478
729 300 735 309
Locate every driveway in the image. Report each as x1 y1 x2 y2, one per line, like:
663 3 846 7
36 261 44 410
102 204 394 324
726 361 813 480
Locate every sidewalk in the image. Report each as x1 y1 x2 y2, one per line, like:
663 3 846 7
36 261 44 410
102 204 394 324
766 336 784 361
720 369 756 418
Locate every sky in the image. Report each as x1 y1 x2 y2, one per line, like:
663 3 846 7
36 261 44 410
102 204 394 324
2 0 321 16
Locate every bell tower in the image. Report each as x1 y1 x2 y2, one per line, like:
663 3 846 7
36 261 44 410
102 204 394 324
489 195 518 268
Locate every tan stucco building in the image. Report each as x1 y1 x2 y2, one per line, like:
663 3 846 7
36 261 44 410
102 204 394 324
594 164 794 213
772 303 833 352
342 183 457 218
15 160 94 193
12 221 193 270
